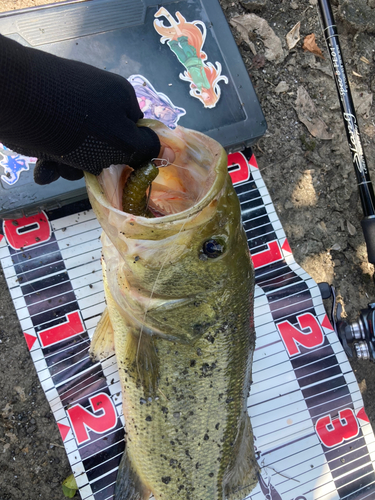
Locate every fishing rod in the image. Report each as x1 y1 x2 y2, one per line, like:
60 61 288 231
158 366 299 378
315 0 375 361
317 0 375 264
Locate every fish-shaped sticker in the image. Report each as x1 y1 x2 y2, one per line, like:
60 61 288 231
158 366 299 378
154 7 228 109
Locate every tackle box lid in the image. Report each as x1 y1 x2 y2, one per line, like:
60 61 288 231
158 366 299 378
0 0 267 219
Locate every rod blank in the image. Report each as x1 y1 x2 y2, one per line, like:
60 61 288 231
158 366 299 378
317 0 375 263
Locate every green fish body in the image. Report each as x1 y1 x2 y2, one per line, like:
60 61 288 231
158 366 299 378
85 120 258 500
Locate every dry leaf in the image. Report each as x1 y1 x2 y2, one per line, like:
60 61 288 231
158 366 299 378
230 14 284 63
286 21 301 50
230 16 257 55
294 86 333 140
302 33 324 59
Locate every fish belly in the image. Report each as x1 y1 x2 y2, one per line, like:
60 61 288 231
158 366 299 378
106 288 258 500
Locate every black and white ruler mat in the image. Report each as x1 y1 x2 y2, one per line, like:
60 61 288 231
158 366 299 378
1 150 374 500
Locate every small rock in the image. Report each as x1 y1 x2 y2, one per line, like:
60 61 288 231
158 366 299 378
363 123 375 138
274 81 289 93
358 379 367 394
14 386 26 402
333 259 341 267
319 221 327 233
347 220 357 236
284 200 294 209
240 0 267 11
290 1 299 9
331 243 341 251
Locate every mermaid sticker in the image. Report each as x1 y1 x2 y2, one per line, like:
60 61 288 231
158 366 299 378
153 8 228 109
129 75 186 129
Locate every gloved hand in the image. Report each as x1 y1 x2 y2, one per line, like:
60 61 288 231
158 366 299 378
0 34 165 185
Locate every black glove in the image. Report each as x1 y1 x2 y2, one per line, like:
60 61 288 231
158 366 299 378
0 34 161 184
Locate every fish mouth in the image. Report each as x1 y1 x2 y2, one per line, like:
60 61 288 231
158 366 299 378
95 120 228 223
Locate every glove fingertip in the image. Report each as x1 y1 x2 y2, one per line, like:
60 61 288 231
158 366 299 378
34 160 60 185
58 164 84 181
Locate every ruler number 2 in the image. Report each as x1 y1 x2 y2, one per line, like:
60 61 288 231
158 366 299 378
277 313 324 357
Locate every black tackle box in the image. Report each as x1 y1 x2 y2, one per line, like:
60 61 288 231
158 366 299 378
0 0 266 219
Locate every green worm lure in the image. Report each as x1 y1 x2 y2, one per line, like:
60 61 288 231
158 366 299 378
122 162 159 217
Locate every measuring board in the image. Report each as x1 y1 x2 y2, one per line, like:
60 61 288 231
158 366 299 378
0 0 374 497
1 150 375 500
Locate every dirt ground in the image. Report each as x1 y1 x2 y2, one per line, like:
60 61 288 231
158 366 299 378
1 0 375 498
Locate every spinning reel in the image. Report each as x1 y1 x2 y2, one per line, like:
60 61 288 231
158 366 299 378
319 282 375 361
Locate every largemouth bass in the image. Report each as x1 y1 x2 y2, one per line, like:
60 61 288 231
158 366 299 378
85 120 258 500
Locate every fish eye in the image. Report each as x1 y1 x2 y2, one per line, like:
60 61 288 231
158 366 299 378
201 238 226 259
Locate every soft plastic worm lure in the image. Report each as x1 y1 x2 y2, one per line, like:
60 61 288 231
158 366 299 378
122 162 159 217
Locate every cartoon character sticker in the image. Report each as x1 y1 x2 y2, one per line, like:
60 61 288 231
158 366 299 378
0 144 35 185
129 75 186 129
153 7 228 109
